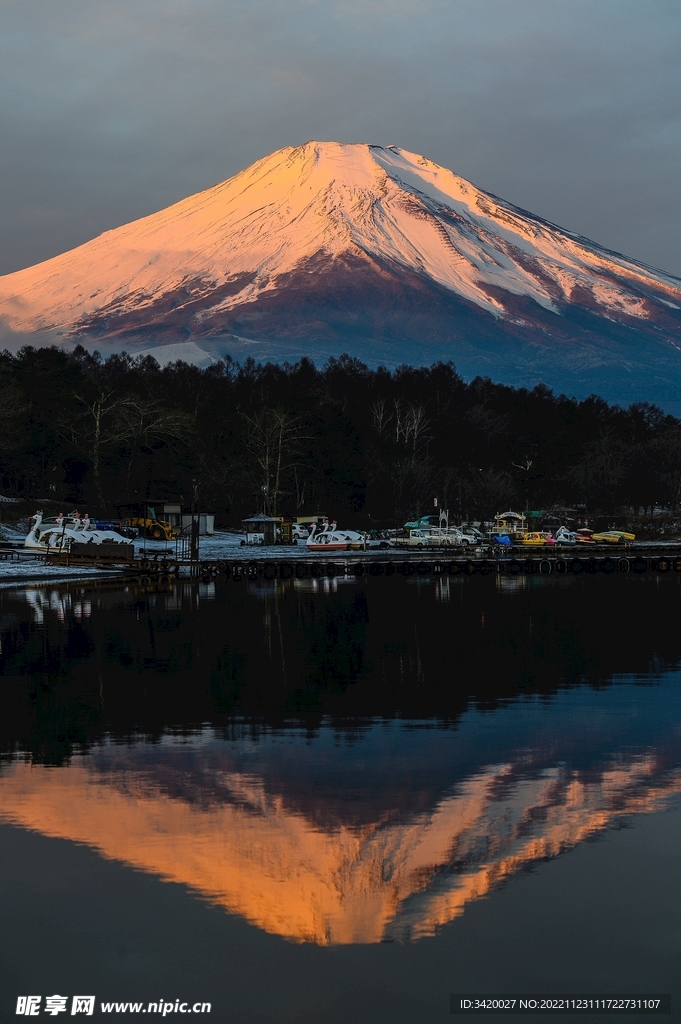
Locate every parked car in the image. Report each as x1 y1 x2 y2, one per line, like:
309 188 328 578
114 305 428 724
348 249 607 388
440 529 471 546
405 528 469 547
366 537 394 549
460 526 485 544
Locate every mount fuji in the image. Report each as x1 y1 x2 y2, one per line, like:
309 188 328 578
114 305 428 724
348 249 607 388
2 141 681 405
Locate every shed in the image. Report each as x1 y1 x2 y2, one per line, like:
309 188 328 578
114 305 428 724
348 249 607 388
180 514 215 536
242 514 282 546
146 501 214 535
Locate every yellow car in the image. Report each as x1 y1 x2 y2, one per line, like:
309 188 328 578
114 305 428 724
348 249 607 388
591 530 635 543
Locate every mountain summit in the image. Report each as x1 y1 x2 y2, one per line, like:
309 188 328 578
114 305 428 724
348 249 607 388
2 141 681 404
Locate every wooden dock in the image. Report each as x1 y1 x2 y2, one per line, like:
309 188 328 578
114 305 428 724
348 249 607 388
5 542 681 583
128 547 681 583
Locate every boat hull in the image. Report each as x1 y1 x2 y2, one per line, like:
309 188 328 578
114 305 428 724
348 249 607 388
306 543 349 552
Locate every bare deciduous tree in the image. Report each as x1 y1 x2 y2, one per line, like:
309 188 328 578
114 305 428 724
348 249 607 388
465 468 517 522
118 396 195 497
71 388 131 508
242 407 306 515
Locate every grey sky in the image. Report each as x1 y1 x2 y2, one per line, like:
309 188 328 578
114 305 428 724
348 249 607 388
1 0 680 277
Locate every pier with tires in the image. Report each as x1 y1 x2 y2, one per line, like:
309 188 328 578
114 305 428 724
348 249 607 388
6 541 681 583
161 548 681 582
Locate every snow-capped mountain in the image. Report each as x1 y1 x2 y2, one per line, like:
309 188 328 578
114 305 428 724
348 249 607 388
2 141 681 404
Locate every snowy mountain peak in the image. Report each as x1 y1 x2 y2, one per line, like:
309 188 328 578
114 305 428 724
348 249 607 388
1 141 681 407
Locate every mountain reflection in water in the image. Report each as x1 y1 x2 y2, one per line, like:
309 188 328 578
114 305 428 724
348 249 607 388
1 728 680 945
1 574 681 945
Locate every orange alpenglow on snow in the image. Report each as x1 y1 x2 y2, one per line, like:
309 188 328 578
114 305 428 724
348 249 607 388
0 750 678 945
3 141 681 403
0 141 679 335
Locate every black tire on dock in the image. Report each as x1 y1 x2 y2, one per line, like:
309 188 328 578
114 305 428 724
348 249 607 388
479 560 493 575
400 562 411 575
352 563 364 576
570 559 583 574
632 558 646 573
369 563 384 576
464 561 477 575
217 560 228 574
509 560 522 574
140 559 150 571
618 558 630 573
585 559 598 574
446 561 460 575
539 559 551 574
200 562 212 574
295 563 308 578
416 562 431 575
160 561 170 572
555 559 567 574
326 563 338 577
264 563 276 580
656 558 670 573
311 563 323 578
601 558 616 574
385 563 396 576
523 559 536 574
280 562 293 579
138 575 151 586
159 574 170 586
675 560 681 573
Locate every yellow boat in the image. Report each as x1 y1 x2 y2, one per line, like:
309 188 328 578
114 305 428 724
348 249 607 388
518 531 551 546
591 530 635 543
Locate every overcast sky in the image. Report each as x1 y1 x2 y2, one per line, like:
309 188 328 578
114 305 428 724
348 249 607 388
1 0 680 278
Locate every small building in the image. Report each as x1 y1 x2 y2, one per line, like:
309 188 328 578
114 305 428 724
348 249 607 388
180 513 215 536
242 514 282 546
148 502 215 536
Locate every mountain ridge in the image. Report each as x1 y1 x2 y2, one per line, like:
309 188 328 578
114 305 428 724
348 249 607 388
1 141 680 406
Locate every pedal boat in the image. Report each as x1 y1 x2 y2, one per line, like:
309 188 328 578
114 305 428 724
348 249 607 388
24 512 128 552
305 522 350 552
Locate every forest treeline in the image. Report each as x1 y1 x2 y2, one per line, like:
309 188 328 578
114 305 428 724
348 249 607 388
1 345 681 525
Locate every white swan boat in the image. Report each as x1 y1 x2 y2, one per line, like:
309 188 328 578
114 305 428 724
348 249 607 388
24 512 129 552
305 522 352 552
336 529 366 550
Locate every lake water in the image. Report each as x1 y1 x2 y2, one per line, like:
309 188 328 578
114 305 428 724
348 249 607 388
1 573 680 1022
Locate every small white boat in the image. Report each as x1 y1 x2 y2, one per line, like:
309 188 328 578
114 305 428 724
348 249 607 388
24 512 128 552
305 522 350 552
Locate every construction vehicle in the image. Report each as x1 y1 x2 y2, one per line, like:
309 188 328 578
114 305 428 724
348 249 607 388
115 503 177 542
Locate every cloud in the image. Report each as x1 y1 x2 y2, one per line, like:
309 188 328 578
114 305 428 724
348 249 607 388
1 0 680 276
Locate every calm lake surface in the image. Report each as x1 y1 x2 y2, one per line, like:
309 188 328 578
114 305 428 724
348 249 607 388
1 573 680 1022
